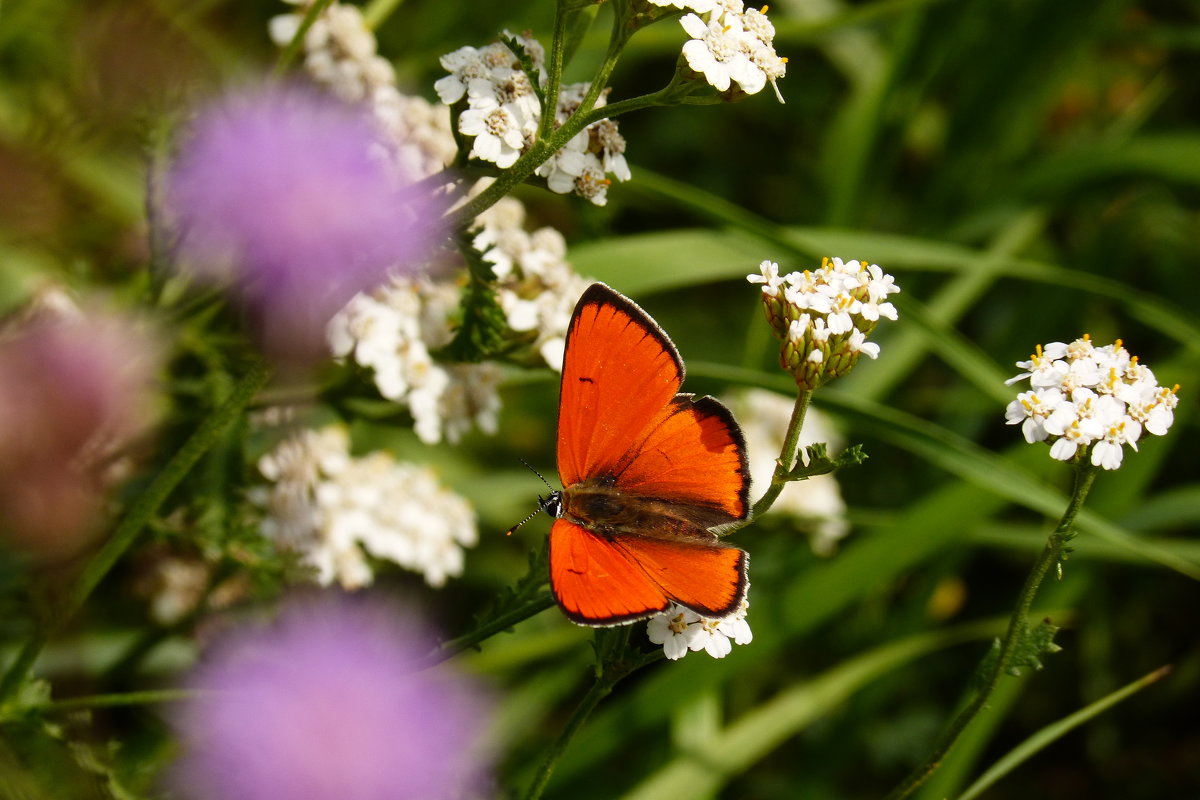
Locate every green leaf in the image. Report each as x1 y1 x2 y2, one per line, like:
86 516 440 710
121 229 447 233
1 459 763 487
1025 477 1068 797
561 5 600 69
500 31 548 108
435 238 509 363
1005 618 1063 677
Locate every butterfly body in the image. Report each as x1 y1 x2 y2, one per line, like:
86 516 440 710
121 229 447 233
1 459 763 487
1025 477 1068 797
546 283 751 627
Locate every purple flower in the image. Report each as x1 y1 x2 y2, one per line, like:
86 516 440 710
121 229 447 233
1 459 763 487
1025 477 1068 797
171 594 492 800
167 85 445 362
0 311 159 558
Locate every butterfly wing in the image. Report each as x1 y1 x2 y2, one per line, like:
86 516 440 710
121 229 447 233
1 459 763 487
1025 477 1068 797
549 519 748 625
550 283 751 626
612 393 749 526
556 283 684 489
549 518 670 625
557 283 749 525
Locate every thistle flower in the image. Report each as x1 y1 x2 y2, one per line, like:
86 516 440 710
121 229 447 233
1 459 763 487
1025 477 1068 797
749 258 899 390
167 84 445 363
171 593 493 800
0 311 159 558
1005 336 1178 470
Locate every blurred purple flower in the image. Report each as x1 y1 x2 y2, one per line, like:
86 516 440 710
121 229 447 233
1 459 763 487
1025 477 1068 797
167 85 446 362
0 311 160 558
171 594 492 800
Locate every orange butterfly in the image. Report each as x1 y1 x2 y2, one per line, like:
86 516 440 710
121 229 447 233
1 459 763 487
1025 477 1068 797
534 283 750 626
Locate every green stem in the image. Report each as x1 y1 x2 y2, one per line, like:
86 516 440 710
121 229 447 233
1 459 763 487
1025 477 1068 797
536 1 571 141
522 673 616 800
37 689 201 714
0 359 272 703
884 461 1100 800
521 626 656 800
363 0 405 29
957 664 1172 800
273 0 336 76
750 389 813 519
428 592 556 666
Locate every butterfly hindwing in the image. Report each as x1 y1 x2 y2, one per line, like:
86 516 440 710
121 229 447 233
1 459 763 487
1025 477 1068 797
612 534 748 619
549 518 670 625
549 518 749 625
609 394 750 524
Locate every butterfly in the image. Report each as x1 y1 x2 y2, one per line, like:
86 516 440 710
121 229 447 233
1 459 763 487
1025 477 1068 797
529 282 750 626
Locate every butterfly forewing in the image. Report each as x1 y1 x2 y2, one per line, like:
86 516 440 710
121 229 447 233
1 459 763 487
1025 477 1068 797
556 284 683 488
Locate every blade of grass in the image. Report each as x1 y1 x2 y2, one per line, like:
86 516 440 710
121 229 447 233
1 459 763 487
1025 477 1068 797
623 616 1020 800
956 665 1173 800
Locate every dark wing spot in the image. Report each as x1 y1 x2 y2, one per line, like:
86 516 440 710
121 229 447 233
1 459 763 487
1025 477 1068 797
578 376 595 384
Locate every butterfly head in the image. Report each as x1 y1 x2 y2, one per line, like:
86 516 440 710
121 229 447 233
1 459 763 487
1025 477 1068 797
505 482 563 536
538 491 563 519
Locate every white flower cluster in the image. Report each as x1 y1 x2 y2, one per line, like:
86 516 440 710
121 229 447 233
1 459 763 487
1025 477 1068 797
436 36 630 205
473 198 593 370
251 426 478 588
727 389 849 554
677 1 788 102
647 599 753 660
269 0 457 180
749 258 899 390
329 277 502 445
1005 336 1179 470
272 2 595 410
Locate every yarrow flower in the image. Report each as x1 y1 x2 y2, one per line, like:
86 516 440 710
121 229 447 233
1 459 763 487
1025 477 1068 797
750 258 899 390
679 2 787 102
250 426 478 588
270 0 458 181
328 276 503 445
270 9 595 432
647 599 752 661
0 306 159 558
437 34 630 204
167 84 445 363
171 593 492 800
1005 335 1179 470
471 197 594 370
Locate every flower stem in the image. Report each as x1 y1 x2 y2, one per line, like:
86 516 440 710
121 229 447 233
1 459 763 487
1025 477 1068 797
521 626 654 800
273 0 336 75
884 461 1100 800
37 688 201 714
0 358 272 704
750 388 813 519
521 673 614 800
426 592 557 666
536 0 571 141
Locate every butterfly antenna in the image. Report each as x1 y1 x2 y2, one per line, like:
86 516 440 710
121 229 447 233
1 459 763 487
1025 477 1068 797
506 458 559 536
505 506 544 536
518 457 556 492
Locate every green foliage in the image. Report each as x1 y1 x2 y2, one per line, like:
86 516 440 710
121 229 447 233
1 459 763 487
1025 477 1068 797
1 0 1197 798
